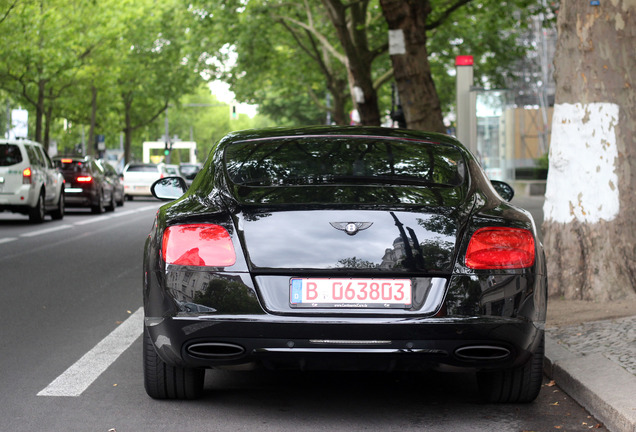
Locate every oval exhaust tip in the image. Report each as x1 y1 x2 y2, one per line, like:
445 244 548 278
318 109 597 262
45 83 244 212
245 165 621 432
455 345 511 361
187 342 245 359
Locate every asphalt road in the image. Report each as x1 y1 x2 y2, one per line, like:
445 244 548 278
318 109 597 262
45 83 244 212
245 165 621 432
0 198 606 432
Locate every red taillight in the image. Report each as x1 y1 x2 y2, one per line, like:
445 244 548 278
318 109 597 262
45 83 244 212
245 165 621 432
76 176 93 183
22 167 32 184
465 227 535 269
162 224 236 267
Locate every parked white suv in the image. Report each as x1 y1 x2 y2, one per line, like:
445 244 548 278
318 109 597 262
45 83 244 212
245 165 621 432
0 138 65 223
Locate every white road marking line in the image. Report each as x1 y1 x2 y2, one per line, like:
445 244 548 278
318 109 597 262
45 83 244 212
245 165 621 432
136 205 161 212
37 307 144 397
1 205 159 246
74 215 113 225
20 225 73 237
109 210 137 218
73 206 157 224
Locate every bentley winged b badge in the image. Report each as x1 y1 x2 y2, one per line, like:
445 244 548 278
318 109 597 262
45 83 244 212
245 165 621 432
330 222 373 236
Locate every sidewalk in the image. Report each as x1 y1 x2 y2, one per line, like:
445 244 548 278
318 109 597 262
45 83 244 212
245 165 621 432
544 312 636 432
511 192 636 432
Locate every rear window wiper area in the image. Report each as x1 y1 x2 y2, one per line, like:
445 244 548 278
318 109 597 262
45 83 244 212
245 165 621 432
328 174 459 188
233 174 460 188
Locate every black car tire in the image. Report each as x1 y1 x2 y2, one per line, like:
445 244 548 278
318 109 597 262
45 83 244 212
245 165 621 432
477 333 544 403
106 192 116 212
143 327 204 400
51 190 64 220
92 192 104 214
28 190 46 223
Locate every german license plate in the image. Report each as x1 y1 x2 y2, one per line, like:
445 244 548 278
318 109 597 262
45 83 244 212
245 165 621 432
290 278 412 309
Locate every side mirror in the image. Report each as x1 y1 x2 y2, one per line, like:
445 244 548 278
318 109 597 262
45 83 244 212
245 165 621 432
151 176 188 201
491 180 515 202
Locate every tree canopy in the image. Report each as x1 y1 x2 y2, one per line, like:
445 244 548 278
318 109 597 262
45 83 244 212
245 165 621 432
190 0 549 129
0 0 271 163
1 0 550 162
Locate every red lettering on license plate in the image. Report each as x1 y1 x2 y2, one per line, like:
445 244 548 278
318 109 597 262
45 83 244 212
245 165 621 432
290 278 412 309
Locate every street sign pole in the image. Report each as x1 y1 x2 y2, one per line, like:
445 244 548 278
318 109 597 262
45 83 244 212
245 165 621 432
455 55 476 155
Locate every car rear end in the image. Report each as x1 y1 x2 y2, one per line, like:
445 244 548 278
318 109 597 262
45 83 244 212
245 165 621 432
55 157 98 207
0 141 40 213
124 164 164 198
143 129 546 401
179 163 202 186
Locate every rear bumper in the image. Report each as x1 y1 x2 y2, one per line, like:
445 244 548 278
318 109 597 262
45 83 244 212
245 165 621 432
0 184 39 209
124 185 151 196
64 188 97 207
143 240 547 373
144 314 544 372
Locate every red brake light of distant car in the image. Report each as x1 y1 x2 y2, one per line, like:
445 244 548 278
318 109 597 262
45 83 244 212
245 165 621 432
76 176 92 183
162 224 236 267
22 167 32 184
465 227 535 269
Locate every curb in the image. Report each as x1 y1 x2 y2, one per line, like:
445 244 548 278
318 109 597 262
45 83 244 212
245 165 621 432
544 335 636 432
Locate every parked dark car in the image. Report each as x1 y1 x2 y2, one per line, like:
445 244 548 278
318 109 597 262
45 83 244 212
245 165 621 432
143 126 547 402
102 162 125 207
178 162 202 186
53 156 116 213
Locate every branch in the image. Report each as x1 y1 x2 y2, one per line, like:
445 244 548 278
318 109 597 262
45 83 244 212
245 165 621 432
304 26 337 84
426 0 474 30
0 0 19 25
0 69 38 107
373 67 393 91
370 41 388 61
275 13 338 83
271 14 347 65
277 19 320 64
306 85 327 111
127 101 169 133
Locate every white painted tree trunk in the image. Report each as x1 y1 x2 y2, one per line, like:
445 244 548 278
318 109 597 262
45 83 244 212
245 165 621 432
542 0 636 301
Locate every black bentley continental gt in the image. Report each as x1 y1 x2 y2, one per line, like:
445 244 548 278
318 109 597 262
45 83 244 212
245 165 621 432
143 126 547 402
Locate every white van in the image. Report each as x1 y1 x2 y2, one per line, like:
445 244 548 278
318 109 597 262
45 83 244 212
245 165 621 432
0 138 65 222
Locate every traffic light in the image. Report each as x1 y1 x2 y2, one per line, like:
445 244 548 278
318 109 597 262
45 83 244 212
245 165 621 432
230 104 238 120
164 141 170 156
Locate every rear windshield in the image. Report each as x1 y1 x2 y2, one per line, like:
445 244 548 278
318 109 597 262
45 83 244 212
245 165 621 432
55 159 87 172
224 137 465 187
0 144 23 166
126 164 158 172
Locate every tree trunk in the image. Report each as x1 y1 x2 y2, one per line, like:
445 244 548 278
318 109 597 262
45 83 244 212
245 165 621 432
123 96 133 165
44 105 52 148
322 0 382 126
88 85 97 157
380 0 445 133
35 80 45 144
542 0 636 301
330 88 347 125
